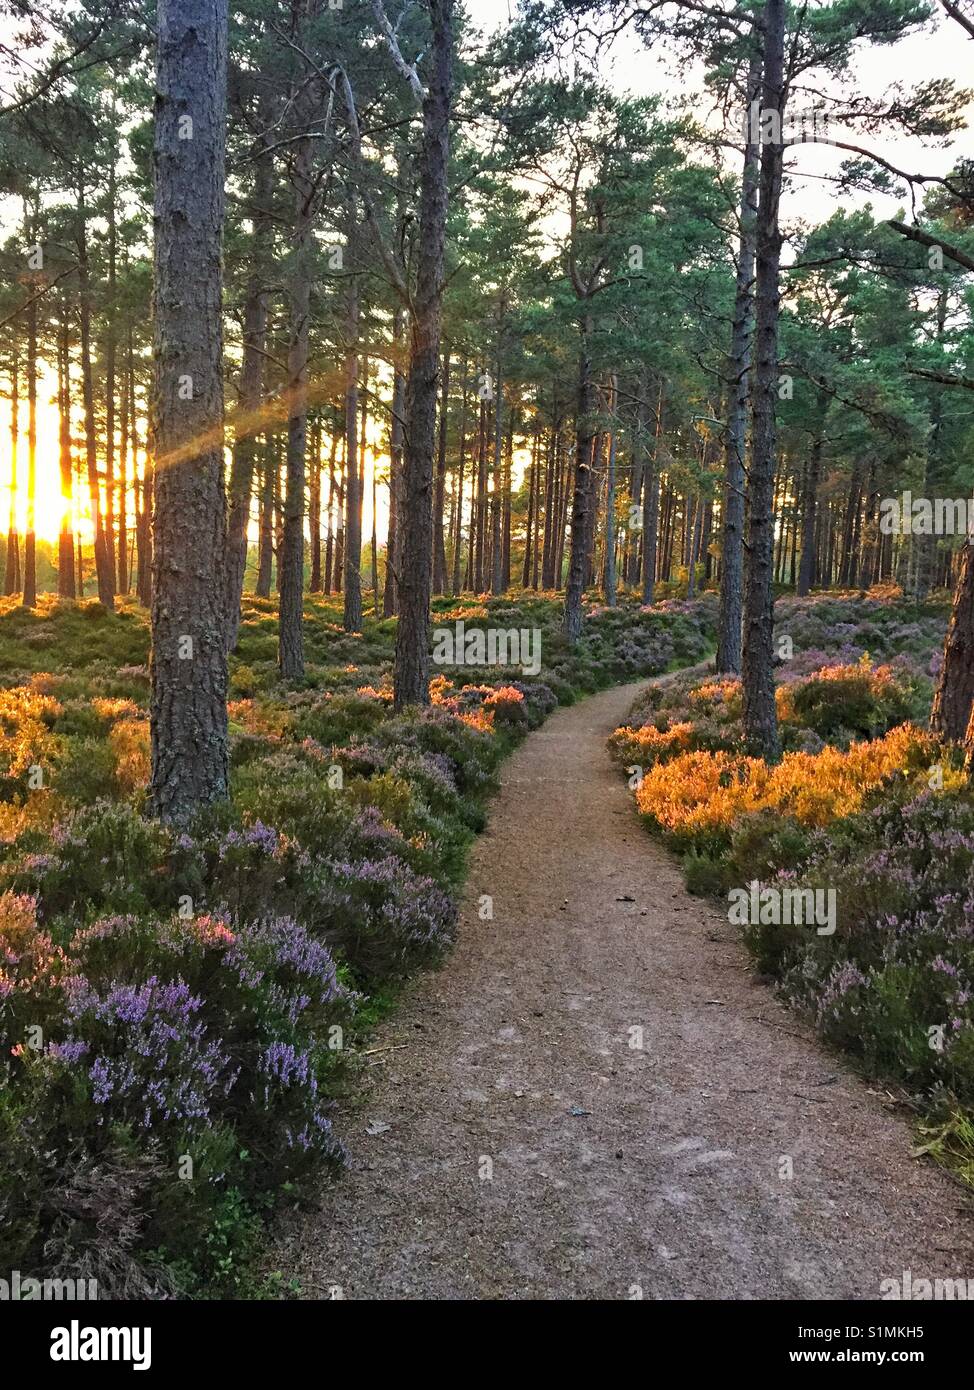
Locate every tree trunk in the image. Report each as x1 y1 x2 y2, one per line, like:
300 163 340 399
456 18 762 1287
279 128 315 680
324 423 337 593
716 44 760 672
433 345 450 592
933 539 974 741
564 314 596 641
603 375 617 605
641 390 661 603
57 299 76 598
473 395 487 591
383 307 406 616
255 437 274 598
118 323 130 595
450 356 468 596
77 186 115 609
742 0 784 760
148 0 230 822
310 417 322 592
137 451 153 608
491 369 504 595
5 340 19 596
522 428 537 589
342 214 363 631
797 401 828 596
22 292 37 609
393 0 452 708
225 128 272 646
105 152 118 589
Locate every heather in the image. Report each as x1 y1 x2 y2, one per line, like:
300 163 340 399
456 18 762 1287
611 590 974 1184
0 589 713 1296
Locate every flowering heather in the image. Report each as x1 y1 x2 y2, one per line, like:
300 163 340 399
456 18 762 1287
63 975 237 1130
217 820 280 860
0 890 71 1028
327 853 458 977
228 914 345 1025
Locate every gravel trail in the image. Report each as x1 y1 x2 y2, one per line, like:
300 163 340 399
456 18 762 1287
274 677 973 1300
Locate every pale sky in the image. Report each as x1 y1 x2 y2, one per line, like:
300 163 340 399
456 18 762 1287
469 0 974 227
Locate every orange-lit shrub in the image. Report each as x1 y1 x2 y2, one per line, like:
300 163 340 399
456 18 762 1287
0 688 62 781
110 719 150 795
608 720 696 766
635 723 939 844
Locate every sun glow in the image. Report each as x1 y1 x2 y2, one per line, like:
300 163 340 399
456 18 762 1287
0 363 97 546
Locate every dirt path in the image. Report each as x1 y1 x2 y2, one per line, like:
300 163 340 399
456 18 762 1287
274 677 973 1300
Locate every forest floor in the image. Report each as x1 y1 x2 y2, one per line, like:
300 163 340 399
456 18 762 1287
272 673 974 1300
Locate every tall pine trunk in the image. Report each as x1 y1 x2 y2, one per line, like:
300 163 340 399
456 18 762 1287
225 130 272 647
256 438 274 598
77 186 116 610
310 417 322 592
279 128 315 679
741 0 784 760
342 235 363 631
22 293 37 609
148 0 230 822
57 300 76 598
393 0 453 708
797 398 828 597
564 314 596 641
603 375 617 605
433 346 450 592
933 539 974 742
5 341 19 596
716 45 761 673
491 369 504 595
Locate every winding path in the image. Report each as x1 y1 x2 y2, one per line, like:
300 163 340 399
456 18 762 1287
274 677 973 1299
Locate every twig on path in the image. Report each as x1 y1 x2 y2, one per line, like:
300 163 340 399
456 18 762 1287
361 1044 409 1057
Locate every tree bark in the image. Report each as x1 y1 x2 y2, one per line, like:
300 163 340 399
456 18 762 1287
118 323 130 595
279 126 315 679
393 0 453 708
310 417 322 592
383 306 406 616
716 44 761 672
433 345 450 592
105 151 118 589
564 313 596 641
603 375 617 605
491 368 504 595
342 205 362 631
255 437 274 598
742 0 784 760
450 355 468 596
148 0 230 822
225 127 272 647
57 299 76 598
5 339 19 596
22 292 37 608
797 398 828 596
641 395 660 604
933 539 974 741
77 185 115 609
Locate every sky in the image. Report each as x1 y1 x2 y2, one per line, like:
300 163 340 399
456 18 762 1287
1 0 972 545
